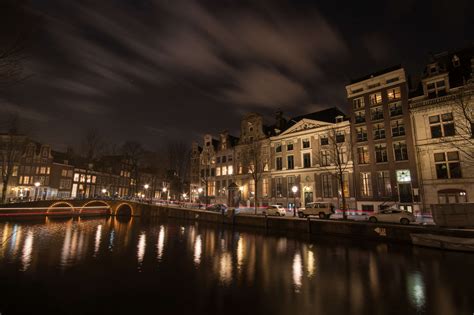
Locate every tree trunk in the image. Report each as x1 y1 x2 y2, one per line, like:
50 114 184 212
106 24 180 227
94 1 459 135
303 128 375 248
339 175 347 220
254 180 258 215
1 181 7 204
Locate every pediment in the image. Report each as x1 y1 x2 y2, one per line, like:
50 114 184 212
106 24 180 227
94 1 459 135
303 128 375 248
280 119 332 136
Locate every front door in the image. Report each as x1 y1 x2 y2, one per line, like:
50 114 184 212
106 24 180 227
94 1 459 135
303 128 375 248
398 183 413 203
304 192 313 207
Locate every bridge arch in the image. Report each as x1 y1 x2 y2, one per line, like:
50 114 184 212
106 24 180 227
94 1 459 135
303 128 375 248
115 203 134 217
47 201 75 214
80 200 112 215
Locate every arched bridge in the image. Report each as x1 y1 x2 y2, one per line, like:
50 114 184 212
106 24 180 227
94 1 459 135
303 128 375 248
0 199 158 218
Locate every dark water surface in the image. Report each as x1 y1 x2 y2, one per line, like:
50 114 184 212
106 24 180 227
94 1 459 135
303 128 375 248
0 217 473 315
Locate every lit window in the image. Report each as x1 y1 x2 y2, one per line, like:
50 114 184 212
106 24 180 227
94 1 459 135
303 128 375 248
369 92 382 105
74 173 80 182
227 165 233 175
387 87 401 100
353 97 365 109
222 166 228 176
216 167 221 176
357 146 370 164
360 172 372 197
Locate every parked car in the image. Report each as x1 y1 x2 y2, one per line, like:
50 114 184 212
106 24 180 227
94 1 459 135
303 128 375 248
297 202 335 219
206 204 228 213
263 205 286 216
368 209 416 225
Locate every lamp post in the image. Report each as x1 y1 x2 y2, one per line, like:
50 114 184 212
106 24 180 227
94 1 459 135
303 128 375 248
291 185 298 217
34 182 41 201
144 184 149 202
101 188 107 198
162 187 169 203
197 187 203 208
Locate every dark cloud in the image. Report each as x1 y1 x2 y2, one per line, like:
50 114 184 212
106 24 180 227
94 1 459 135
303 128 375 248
1 0 473 149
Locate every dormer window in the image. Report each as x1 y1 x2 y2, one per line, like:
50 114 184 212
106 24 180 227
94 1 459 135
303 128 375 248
426 79 447 98
335 115 343 123
452 55 460 67
429 64 439 75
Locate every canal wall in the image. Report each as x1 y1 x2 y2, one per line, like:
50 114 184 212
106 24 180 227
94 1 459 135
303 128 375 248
142 205 474 245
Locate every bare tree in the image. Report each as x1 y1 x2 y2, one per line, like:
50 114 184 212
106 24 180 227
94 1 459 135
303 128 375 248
316 127 352 219
450 81 474 164
200 150 212 208
81 129 104 162
0 114 27 203
121 141 144 195
166 140 191 197
240 139 269 214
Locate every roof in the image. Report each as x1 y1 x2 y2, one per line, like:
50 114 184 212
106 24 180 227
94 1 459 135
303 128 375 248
289 107 347 124
350 65 402 84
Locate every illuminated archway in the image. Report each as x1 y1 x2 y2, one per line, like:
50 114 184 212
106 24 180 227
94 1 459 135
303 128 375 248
80 200 111 215
116 203 134 217
47 201 75 214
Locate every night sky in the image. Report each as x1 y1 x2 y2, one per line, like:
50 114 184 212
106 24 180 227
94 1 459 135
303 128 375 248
1 0 473 151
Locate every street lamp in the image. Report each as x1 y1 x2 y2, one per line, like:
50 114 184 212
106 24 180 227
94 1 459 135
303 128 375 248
291 185 298 217
34 182 41 201
101 188 107 198
144 184 149 201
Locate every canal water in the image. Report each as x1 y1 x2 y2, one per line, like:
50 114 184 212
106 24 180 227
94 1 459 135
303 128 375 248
0 217 473 315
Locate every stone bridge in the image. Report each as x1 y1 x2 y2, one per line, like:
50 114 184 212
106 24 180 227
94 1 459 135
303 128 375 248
0 199 158 217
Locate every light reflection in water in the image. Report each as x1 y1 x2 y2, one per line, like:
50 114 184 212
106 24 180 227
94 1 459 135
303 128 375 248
10 225 22 258
137 232 146 267
157 226 165 261
93 225 102 257
408 272 426 311
219 252 232 284
193 235 202 266
108 230 115 251
292 253 303 292
61 223 72 267
20 230 34 271
237 238 244 270
307 250 315 278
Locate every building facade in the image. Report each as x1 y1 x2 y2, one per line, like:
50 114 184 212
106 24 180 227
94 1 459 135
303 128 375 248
410 47 474 209
346 66 421 212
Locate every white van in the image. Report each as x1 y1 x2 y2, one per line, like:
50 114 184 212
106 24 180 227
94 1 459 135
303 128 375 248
297 202 335 219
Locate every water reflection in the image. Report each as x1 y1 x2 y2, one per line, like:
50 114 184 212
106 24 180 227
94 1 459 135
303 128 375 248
137 232 146 268
157 226 165 262
20 230 33 271
93 225 102 257
292 253 303 292
0 218 473 315
193 235 202 266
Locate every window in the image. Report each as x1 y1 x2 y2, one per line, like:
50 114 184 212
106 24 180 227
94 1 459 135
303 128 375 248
360 172 372 197
356 127 368 142
287 143 294 151
228 155 233 162
262 178 269 197
321 174 332 198
302 139 310 149
377 171 392 197
375 144 388 163
390 102 403 116
276 178 283 197
287 156 294 170
12 166 18 177
222 166 227 176
387 87 401 100
287 176 295 194
429 113 455 138
353 97 365 109
303 153 311 168
373 123 385 140
276 145 282 153
337 147 347 164
276 157 283 170
393 142 408 161
427 80 447 98
321 150 330 166
434 151 462 179
320 136 329 146
368 83 380 89
369 92 382 105
216 167 221 176
371 107 384 121
216 157 221 164
222 156 227 163
59 179 72 190
357 146 370 164
336 132 345 143
61 169 68 177
355 110 366 124
228 165 233 175
452 55 460 67
391 119 405 137
386 77 399 84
